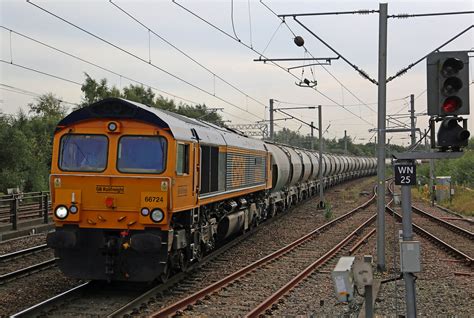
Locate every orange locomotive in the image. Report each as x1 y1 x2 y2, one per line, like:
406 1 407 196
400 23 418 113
46 98 376 282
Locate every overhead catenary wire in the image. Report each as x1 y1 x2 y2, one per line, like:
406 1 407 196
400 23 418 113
292 17 378 85
109 1 269 111
388 10 474 19
259 1 377 123
260 0 378 115
1 59 82 86
247 0 253 48
386 24 474 83
230 0 240 41
275 96 409 108
27 0 264 121
171 0 375 127
0 83 80 106
0 26 200 106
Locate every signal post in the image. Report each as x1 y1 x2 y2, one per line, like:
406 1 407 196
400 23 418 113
392 50 470 318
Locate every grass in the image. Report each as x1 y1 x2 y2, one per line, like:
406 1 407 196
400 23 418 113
412 185 474 217
324 203 333 220
343 176 376 202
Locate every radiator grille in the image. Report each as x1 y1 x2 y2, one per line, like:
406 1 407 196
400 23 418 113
226 151 266 190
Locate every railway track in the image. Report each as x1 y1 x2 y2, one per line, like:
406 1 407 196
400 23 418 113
11 192 307 317
433 204 474 225
0 244 55 284
388 185 473 266
151 193 377 317
11 181 378 317
385 205 473 266
411 205 474 239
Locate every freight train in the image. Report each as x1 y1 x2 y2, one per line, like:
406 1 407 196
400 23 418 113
46 98 377 282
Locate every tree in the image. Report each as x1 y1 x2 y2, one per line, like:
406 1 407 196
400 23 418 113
28 93 67 118
80 73 120 106
79 74 224 125
122 85 155 106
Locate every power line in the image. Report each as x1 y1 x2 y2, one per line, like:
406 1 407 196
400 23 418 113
109 1 269 110
0 32 259 126
386 24 474 83
172 0 375 127
247 0 253 48
275 96 409 108
27 0 263 121
1 59 82 86
388 10 474 19
230 0 240 41
292 17 378 85
260 0 377 114
0 83 79 106
0 26 199 106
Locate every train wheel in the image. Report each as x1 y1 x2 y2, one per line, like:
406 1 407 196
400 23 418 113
160 261 171 283
179 251 189 272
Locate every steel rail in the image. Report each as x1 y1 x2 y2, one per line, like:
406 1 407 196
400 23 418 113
0 244 48 261
0 258 56 284
246 214 376 317
434 204 474 224
349 227 376 255
17 185 316 318
411 205 474 239
151 192 376 317
385 206 473 266
10 282 91 318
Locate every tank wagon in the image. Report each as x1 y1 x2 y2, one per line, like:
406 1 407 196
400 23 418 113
46 98 376 282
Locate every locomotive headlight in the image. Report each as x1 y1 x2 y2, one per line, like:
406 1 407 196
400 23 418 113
150 208 164 222
69 205 78 214
141 207 150 216
107 122 117 132
55 205 69 219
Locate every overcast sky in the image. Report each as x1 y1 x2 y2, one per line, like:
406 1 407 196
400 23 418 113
1 0 472 145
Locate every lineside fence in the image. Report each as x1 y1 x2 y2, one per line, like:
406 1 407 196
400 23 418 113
0 192 51 230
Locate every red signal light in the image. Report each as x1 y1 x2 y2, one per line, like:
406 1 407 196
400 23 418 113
442 97 461 113
105 197 115 208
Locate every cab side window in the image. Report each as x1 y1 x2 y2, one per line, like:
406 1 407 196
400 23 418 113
177 143 189 175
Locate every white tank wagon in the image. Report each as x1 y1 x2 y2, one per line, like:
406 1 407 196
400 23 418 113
264 141 377 213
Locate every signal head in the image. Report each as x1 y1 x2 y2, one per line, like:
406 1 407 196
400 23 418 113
426 51 470 116
437 117 470 152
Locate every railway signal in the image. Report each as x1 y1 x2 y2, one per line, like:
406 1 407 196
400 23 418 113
436 117 470 151
427 51 470 151
427 51 470 116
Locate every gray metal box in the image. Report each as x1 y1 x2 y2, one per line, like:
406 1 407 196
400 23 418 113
331 256 355 302
400 241 421 272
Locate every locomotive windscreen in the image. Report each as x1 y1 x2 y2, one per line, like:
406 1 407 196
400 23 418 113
117 136 167 173
59 134 108 172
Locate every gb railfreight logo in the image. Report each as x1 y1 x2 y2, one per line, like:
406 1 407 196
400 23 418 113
96 185 124 194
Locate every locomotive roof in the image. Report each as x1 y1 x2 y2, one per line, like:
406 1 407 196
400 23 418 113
57 98 266 151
